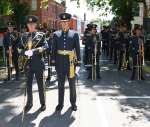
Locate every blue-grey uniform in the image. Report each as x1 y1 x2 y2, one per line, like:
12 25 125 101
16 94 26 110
3 22 19 80
83 24 93 65
52 29 81 109
118 24 131 70
101 26 110 56
18 15 48 111
118 31 126 70
130 35 144 80
51 13 81 111
88 24 101 79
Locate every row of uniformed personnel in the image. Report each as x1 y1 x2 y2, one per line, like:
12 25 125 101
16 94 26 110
83 23 145 81
83 23 101 80
3 13 81 112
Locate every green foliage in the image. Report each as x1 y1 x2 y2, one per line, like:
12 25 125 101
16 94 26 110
0 0 30 29
76 0 146 29
12 2 30 28
0 0 13 15
41 0 49 9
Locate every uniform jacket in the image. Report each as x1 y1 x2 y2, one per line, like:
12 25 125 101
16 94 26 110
91 33 101 55
52 29 81 73
84 31 93 52
18 32 48 70
3 32 19 54
130 36 143 57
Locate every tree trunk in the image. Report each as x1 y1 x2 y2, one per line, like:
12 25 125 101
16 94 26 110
143 0 148 17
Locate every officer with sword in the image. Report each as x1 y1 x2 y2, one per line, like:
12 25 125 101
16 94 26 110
3 22 20 81
87 24 101 80
51 12 81 111
130 25 145 80
18 15 48 112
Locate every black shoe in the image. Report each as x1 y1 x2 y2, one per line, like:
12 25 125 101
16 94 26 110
71 105 77 111
87 76 91 79
127 67 132 70
55 105 63 111
46 77 50 81
15 77 20 81
24 104 33 112
97 75 101 79
141 77 145 80
130 77 134 80
4 77 10 81
118 68 121 71
40 104 46 111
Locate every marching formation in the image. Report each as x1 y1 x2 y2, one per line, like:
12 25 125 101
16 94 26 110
2 13 146 116
3 13 81 114
82 22 145 81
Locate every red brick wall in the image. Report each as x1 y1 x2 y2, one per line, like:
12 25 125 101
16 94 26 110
70 17 77 30
41 0 65 29
21 0 65 29
81 21 85 33
32 0 42 22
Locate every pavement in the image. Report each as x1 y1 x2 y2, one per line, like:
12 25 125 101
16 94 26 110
0 54 150 127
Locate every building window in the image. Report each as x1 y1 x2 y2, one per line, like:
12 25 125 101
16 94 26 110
32 0 37 11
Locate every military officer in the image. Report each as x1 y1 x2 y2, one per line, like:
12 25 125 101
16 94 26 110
46 29 55 83
130 26 145 80
3 22 20 81
88 24 101 79
118 24 126 71
113 25 120 65
101 26 110 57
118 24 131 71
51 13 81 111
83 24 92 66
109 28 116 61
18 15 48 112
123 25 131 70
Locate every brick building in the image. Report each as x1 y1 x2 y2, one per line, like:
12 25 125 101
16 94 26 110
20 0 65 29
41 0 66 29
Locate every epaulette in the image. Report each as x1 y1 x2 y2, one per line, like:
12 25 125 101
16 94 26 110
86 33 91 36
68 30 77 38
36 31 45 35
54 30 62 37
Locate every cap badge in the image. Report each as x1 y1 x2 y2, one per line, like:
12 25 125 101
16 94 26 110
63 14 66 19
29 18 32 22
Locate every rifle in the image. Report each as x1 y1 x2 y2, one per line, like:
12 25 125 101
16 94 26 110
21 32 46 126
92 36 97 80
21 36 32 127
122 44 127 70
7 33 17 79
8 33 18 65
138 38 144 80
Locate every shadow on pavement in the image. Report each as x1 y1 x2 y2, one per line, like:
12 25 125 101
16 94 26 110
79 56 150 124
0 105 17 127
0 75 47 127
0 79 25 103
39 108 75 127
119 98 150 125
79 61 150 96
7 108 42 127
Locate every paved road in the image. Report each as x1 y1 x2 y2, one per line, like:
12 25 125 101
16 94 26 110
0 54 150 127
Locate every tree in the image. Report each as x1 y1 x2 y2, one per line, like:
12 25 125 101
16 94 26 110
77 0 148 29
0 0 13 15
137 0 148 17
12 2 30 29
0 0 30 29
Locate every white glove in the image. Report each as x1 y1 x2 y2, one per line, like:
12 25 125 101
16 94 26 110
75 67 80 76
25 50 33 57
